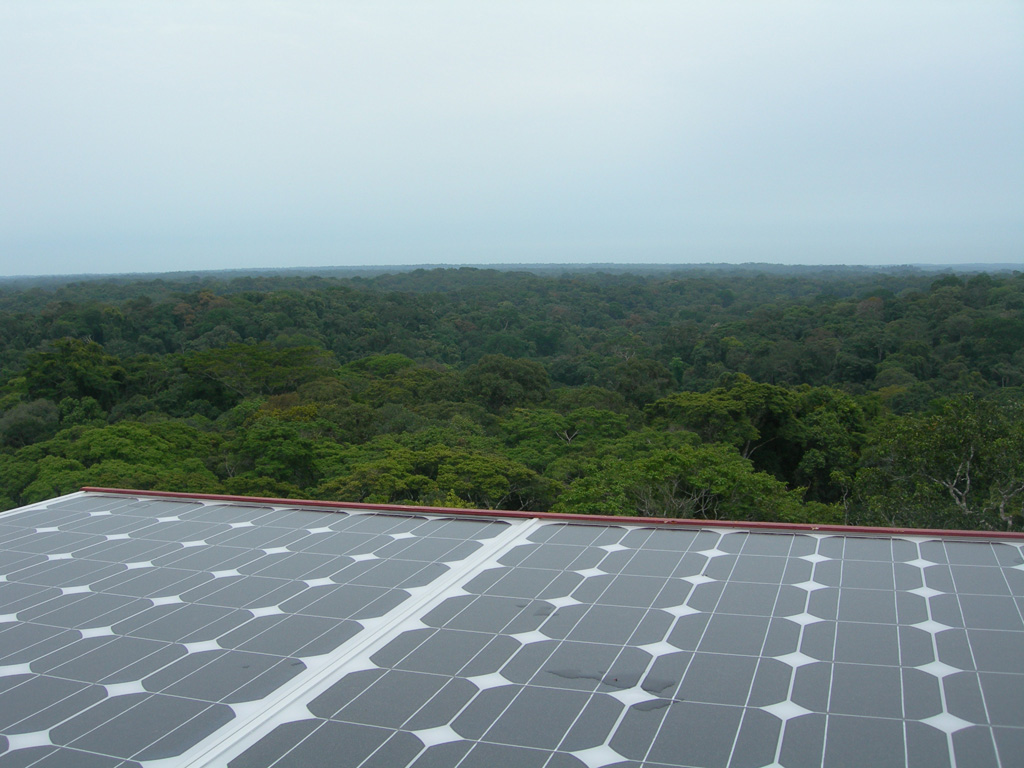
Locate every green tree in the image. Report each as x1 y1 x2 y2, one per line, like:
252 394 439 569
183 343 336 398
647 374 798 460
222 416 320 490
786 387 867 505
0 421 223 508
464 354 549 412
612 358 673 408
317 437 547 510
0 399 59 448
500 407 629 474
552 434 830 523
856 396 1024 530
23 338 126 409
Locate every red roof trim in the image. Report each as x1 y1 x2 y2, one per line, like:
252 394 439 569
80 487 1024 541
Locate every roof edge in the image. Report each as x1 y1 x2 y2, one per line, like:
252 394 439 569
79 487 1024 541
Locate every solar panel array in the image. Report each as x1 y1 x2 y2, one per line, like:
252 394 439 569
1 492 1022 768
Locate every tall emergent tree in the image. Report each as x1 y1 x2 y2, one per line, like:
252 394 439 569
856 396 1024 530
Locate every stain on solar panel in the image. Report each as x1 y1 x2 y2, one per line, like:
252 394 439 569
1 492 1022 767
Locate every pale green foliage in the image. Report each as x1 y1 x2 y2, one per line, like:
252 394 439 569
316 433 548 510
552 430 836 523
0 421 222 509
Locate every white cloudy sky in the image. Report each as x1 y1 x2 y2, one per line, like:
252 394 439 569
1 1 1022 276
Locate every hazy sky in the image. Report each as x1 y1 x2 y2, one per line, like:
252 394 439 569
1 1 1022 276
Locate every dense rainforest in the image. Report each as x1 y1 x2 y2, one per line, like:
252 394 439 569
1 265 1022 532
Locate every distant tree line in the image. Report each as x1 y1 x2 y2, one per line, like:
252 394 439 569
1 266 1022 531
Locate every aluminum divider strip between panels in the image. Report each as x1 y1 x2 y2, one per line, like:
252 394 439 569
166 517 545 768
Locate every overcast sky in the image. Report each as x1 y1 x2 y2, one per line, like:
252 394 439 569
1 1 1022 276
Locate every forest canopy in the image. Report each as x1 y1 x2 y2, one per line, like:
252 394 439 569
1 265 1022 531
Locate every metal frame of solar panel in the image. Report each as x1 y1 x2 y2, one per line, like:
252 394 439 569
0 489 1021 768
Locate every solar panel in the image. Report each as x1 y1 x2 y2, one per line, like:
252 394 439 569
0 492 511 766
1 491 1022 767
